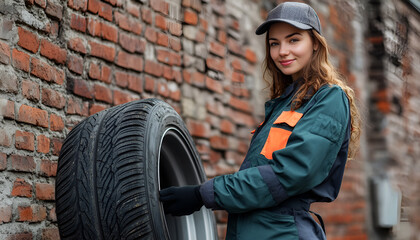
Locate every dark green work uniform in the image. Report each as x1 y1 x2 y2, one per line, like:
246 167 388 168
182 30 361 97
200 81 351 239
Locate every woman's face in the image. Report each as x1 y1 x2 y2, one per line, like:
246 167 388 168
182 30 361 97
268 22 318 80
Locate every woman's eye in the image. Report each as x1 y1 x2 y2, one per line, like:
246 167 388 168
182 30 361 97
290 38 299 43
269 42 278 47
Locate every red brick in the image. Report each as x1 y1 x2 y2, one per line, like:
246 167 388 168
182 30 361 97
17 27 39 53
89 103 107 115
70 78 93 99
206 77 223 94
141 7 152 24
67 98 89 116
156 49 171 65
48 207 57 222
157 81 169 97
68 0 87 11
206 56 225 72
229 18 240 31
195 30 206 43
220 119 235 134
37 135 50 154
68 37 87 54
11 154 36 172
155 14 167 30
157 32 169 47
87 18 101 37
228 38 242 55
88 62 100 80
94 84 112 103
31 58 53 82
210 41 226 57
0 129 11 147
0 205 12 224
231 58 242 71
35 0 46 8
145 60 163 77
0 153 6 171
51 138 63 156
169 87 181 101
209 150 222 164
145 27 157 43
171 52 181 66
18 204 47 222
89 41 115 62
144 76 155 92
200 17 208 30
11 178 32 198
168 21 182 36
41 88 66 109
101 65 112 83
135 38 146 53
0 99 15 119
22 80 40 102
101 22 118 42
113 89 137 105
206 101 225 116
46 0 63 20
50 114 64 131
245 48 257 63
229 96 251 113
116 51 143 72
238 141 248 154
0 41 11 64
162 65 173 81
210 135 228 150
70 13 87 33
115 71 128 87
98 2 113 21
40 39 66 64
172 69 182 83
12 48 30 72
227 109 254 127
18 105 48 127
191 71 205 87
42 228 60 240
119 31 136 53
15 130 35 151
184 9 198 25
218 30 227 44
67 54 84 75
127 74 143 94
186 119 210 138
40 159 57 177
232 71 245 83
6 232 33 240
87 0 100 13
35 183 55 201
115 12 131 32
127 2 140 17
169 37 181 52
151 0 169 15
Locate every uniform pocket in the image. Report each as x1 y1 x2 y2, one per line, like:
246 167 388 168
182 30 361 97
309 113 342 143
260 111 303 160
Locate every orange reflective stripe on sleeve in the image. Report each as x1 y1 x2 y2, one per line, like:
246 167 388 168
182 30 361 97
274 111 303 127
260 128 292 160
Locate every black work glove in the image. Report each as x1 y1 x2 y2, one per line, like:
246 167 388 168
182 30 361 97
159 185 203 216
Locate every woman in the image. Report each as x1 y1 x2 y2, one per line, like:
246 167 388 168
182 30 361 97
160 2 361 239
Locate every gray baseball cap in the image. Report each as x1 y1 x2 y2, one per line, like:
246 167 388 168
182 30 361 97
255 2 322 35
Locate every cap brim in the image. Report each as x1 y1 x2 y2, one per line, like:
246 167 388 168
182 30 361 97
255 19 312 35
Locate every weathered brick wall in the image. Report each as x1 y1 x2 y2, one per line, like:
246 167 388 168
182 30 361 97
368 0 420 238
0 0 264 238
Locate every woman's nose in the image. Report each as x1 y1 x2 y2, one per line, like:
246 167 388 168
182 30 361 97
278 45 289 56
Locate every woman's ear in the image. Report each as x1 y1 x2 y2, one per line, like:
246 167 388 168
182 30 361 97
313 40 319 52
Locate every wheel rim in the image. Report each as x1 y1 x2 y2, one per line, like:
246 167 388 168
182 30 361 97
158 128 217 240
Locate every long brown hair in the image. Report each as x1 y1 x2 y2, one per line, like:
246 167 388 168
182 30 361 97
262 29 361 160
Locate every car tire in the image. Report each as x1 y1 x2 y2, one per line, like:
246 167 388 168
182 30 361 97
55 98 217 240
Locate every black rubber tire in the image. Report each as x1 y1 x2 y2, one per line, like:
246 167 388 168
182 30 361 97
55 99 217 240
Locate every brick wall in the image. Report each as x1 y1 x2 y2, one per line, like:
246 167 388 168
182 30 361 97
365 0 420 239
0 0 264 238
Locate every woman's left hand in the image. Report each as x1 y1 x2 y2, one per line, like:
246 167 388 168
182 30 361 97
159 185 204 216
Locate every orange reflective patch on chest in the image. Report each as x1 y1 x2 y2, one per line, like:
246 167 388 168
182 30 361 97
260 128 292 160
274 111 303 127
